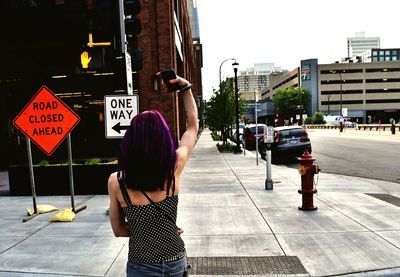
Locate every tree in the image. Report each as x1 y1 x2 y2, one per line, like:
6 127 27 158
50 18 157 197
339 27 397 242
272 87 310 124
205 79 247 143
312 111 326 124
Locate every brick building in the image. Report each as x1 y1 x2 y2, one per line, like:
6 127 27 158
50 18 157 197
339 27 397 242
135 0 203 141
0 0 203 169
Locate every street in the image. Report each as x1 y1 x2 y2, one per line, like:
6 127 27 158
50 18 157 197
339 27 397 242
301 129 400 184
252 129 400 184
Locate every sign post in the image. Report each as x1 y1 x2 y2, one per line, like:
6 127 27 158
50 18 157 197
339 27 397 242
104 95 139 139
254 91 259 165
13 86 82 220
66 134 87 213
22 138 38 222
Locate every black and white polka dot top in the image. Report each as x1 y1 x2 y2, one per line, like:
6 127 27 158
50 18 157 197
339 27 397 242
118 176 186 263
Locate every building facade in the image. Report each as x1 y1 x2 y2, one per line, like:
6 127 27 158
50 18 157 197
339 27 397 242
137 0 203 142
371 48 400 62
237 63 282 100
347 32 380 58
261 68 300 100
319 61 400 123
0 0 203 169
262 59 400 124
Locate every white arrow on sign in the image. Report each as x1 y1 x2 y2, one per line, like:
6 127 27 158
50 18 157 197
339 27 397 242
104 95 139 139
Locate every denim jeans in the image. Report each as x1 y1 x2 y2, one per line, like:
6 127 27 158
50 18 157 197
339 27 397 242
126 256 188 277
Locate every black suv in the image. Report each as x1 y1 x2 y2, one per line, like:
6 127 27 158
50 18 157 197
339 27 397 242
259 126 312 161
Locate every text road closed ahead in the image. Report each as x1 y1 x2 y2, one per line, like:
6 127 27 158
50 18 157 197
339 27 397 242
13 86 80 155
104 95 139 138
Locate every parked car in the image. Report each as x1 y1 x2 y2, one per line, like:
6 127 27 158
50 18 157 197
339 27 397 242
243 124 268 150
259 126 312 162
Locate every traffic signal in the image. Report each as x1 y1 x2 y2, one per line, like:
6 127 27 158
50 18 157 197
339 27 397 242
79 47 108 72
116 0 141 53
124 0 142 71
124 0 141 38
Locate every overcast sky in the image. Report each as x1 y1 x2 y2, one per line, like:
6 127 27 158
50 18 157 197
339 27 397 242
196 0 400 100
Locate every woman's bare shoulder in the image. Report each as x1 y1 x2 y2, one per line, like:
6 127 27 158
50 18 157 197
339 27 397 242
107 172 119 193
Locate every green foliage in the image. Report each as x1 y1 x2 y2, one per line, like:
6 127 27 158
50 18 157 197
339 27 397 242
84 158 102 165
304 117 313 124
216 142 236 153
205 79 247 135
37 160 50 166
211 132 221 141
313 111 326 124
272 87 310 121
304 112 326 124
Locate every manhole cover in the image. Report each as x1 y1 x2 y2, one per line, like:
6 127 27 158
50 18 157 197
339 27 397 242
187 256 307 275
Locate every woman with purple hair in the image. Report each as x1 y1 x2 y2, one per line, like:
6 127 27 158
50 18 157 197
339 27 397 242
107 73 198 276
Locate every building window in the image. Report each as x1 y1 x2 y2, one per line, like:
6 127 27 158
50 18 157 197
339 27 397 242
174 0 180 22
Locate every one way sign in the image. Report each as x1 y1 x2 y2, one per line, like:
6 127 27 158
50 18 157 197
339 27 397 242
104 95 139 138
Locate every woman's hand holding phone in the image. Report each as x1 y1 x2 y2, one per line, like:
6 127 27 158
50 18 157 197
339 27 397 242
158 69 189 92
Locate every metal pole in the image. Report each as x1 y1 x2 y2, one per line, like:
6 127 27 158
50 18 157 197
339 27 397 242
339 71 343 117
219 58 235 85
27 138 37 214
233 66 241 153
219 58 235 144
23 138 40 222
254 90 258 165
67 134 75 212
338 71 343 132
67 134 87 214
265 150 273 190
243 137 246 156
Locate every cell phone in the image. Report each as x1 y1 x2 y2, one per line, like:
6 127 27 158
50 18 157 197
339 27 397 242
160 69 180 92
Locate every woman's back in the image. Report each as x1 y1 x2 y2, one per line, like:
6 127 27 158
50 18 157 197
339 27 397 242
122 194 185 263
108 73 198 276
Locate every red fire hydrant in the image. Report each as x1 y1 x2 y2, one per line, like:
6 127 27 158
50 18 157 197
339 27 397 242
298 150 320 211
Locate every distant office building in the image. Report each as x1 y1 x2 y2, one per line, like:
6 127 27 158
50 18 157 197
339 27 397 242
237 63 283 100
187 0 200 41
347 32 380 58
371 48 400 62
261 59 400 124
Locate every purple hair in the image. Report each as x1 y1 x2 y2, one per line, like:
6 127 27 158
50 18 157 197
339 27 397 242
119 110 177 191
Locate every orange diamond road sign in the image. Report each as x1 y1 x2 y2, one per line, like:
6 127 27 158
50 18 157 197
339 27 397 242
13 86 80 156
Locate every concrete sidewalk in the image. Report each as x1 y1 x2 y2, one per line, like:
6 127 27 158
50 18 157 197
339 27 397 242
1 130 400 276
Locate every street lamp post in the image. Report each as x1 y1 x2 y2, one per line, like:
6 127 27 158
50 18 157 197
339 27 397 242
232 60 242 153
219 58 235 84
338 71 343 117
254 90 259 165
331 70 343 132
298 88 304 126
219 58 235 143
